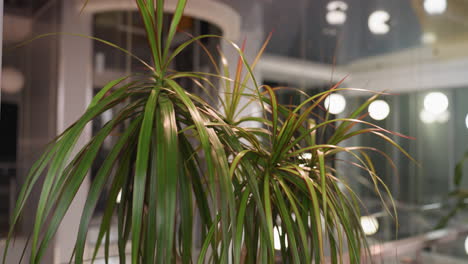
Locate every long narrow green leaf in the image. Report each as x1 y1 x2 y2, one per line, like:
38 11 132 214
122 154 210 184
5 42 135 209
234 189 250 263
33 108 139 262
263 172 274 256
155 0 164 69
167 79 236 262
136 0 160 73
163 0 187 63
197 216 219 264
74 117 141 263
30 88 129 262
276 176 311 263
272 181 300 264
131 88 159 263
178 147 193 264
155 95 179 263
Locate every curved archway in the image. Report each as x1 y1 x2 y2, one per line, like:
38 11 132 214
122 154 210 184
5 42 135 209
78 0 241 40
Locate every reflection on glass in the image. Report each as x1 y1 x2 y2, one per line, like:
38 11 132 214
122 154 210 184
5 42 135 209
424 92 449 115
368 100 390 121
421 32 437 44
360 216 379 236
326 1 348 25
420 109 450 124
424 0 447 15
324 94 346 114
465 114 468 129
368 10 391 35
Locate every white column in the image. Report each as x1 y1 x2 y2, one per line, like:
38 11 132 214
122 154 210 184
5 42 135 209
55 1 93 263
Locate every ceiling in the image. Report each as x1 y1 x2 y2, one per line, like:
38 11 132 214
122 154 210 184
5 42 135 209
222 0 468 65
6 0 468 65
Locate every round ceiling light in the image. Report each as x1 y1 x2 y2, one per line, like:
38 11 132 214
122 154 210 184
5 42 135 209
324 93 346 115
368 100 390 121
420 109 436 124
465 113 468 129
424 0 447 15
424 92 449 115
420 109 450 124
360 216 379 236
465 236 468 255
1 67 25 94
326 1 348 25
437 110 450 123
368 10 391 35
421 32 437 44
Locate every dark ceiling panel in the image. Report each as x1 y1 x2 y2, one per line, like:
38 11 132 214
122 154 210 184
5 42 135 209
262 0 421 65
5 0 50 12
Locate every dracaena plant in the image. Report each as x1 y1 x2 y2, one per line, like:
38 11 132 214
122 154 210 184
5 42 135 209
3 0 413 263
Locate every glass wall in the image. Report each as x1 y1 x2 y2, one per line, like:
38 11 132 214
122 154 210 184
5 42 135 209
256 0 468 255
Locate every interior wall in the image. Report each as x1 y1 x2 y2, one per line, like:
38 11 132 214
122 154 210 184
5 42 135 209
55 0 93 262
1 0 62 263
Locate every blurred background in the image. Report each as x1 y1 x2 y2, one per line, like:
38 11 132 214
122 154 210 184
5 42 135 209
1 0 468 263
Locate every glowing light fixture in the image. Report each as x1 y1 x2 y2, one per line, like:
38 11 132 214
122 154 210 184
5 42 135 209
324 93 346 115
420 109 450 124
1 67 25 94
465 114 468 129
368 10 390 35
420 109 436 124
421 32 437 44
424 92 448 115
437 110 450 123
465 236 468 254
424 0 447 15
360 216 379 236
326 1 348 25
368 100 390 121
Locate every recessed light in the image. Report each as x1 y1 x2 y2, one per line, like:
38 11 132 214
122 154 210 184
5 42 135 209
369 10 391 35
326 1 348 25
360 216 379 236
424 92 449 115
368 100 390 121
424 0 447 15
324 94 346 114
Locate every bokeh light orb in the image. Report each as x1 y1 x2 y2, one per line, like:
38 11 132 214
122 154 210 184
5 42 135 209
424 0 447 15
368 10 391 35
324 93 346 115
465 236 468 254
368 100 390 121
360 216 379 236
2 67 25 94
424 92 448 115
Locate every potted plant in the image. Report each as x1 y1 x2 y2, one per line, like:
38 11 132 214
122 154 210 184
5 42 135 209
3 0 412 263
